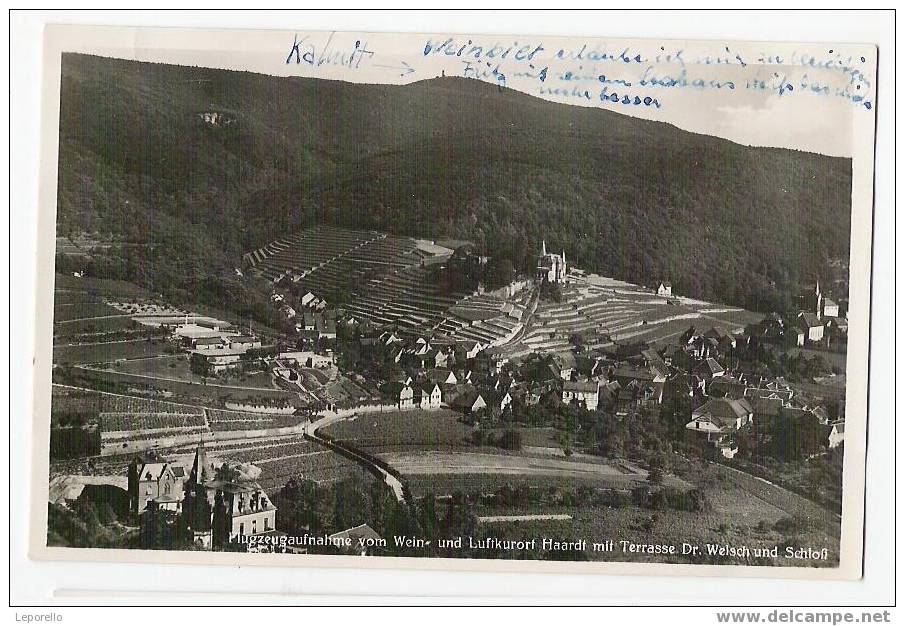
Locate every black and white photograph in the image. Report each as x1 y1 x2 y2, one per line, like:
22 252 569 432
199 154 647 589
22 20 880 585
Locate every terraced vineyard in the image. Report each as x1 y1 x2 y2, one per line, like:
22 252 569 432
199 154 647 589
53 386 205 415
499 275 764 359
168 435 362 489
431 291 533 347
247 226 476 336
205 408 306 432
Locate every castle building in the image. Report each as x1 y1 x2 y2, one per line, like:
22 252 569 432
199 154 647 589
536 240 567 283
179 439 278 550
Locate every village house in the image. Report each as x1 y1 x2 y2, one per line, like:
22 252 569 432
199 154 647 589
229 335 262 350
693 356 726 381
826 317 848 336
278 351 334 369
660 343 692 369
656 281 672 296
827 420 845 448
457 340 483 361
301 310 316 331
413 383 443 410
686 397 754 442
382 381 415 410
451 388 486 414
797 312 825 344
704 327 737 350
195 319 233 333
611 364 654 387
485 389 513 414
328 523 384 556
649 360 671 383
300 291 326 310
748 395 786 426
192 336 227 351
428 368 458 386
315 316 337 340
822 298 839 318
562 380 600 411
128 459 187 515
553 352 577 380
425 348 450 369
708 376 748 400
191 347 245 373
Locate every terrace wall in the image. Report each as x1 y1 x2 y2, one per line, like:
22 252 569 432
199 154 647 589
99 422 310 456
323 403 401 419
224 402 297 414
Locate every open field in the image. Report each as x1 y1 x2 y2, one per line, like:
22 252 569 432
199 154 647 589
384 450 676 486
111 355 278 389
54 316 141 338
321 409 472 451
53 301 120 321
425 457 840 566
54 274 150 299
405 472 635 497
66 366 296 406
53 339 172 365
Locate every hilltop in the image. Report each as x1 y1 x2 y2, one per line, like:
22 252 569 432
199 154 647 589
55 53 851 314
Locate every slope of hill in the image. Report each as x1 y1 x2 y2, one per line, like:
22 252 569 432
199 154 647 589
55 53 852 314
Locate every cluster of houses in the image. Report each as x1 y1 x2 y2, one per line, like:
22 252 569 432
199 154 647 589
793 282 847 346
272 290 338 340
684 376 842 459
352 314 844 461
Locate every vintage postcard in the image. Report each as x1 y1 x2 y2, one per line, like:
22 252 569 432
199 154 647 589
30 23 877 580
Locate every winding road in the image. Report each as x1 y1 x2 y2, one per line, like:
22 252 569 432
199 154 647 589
305 415 407 503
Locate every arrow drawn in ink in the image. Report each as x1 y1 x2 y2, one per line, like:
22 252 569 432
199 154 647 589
371 60 415 76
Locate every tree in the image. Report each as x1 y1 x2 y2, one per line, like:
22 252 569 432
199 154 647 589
189 352 212 377
487 257 515 290
539 280 563 302
497 429 523 451
647 466 664 486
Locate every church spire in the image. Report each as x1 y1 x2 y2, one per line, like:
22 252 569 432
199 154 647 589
542 240 546 256
190 437 212 485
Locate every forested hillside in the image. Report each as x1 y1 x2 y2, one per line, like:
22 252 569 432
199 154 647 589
56 53 852 313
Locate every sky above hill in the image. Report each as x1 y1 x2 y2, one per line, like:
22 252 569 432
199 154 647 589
59 27 877 158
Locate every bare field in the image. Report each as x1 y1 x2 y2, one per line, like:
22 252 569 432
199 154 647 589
384 450 689 488
321 410 473 451
435 459 840 566
71 365 294 405
53 340 171 364
111 355 278 389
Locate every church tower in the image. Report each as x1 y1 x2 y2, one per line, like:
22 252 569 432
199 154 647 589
181 439 216 548
536 239 567 284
